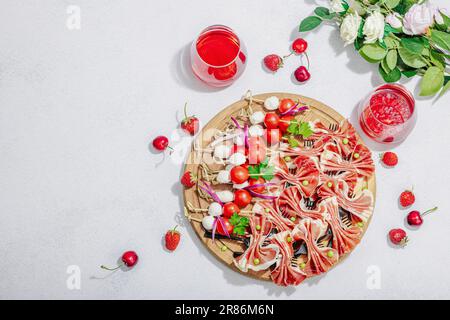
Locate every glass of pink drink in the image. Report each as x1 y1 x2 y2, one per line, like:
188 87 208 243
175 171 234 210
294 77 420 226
358 84 416 144
190 25 247 87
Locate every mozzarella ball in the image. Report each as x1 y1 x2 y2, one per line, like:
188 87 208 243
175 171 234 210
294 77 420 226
250 111 265 125
208 202 223 216
228 152 247 166
249 125 264 137
216 190 234 203
233 134 245 146
202 216 215 231
216 170 231 183
214 144 232 159
233 181 249 189
264 96 280 110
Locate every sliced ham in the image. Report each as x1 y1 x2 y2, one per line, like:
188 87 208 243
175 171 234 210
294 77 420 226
320 142 374 178
234 214 280 272
276 186 326 221
269 231 307 286
320 197 362 255
318 180 374 222
292 218 338 276
259 201 296 232
276 155 320 197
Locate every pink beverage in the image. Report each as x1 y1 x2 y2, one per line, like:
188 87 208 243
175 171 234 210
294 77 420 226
359 84 416 144
191 25 247 87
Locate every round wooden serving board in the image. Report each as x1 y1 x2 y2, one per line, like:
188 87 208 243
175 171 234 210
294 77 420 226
183 92 376 282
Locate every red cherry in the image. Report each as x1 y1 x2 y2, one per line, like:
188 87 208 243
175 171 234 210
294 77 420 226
294 66 310 83
407 207 438 226
292 38 308 54
152 136 171 151
388 229 408 246
101 250 139 271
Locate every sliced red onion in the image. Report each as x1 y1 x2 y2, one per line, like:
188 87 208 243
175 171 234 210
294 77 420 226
247 189 278 200
244 182 276 190
199 181 224 206
244 123 249 148
212 216 230 241
230 116 242 130
280 103 309 116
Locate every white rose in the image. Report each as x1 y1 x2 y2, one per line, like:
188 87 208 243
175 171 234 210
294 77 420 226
363 11 385 43
403 3 434 35
385 12 403 29
340 13 362 46
330 0 345 13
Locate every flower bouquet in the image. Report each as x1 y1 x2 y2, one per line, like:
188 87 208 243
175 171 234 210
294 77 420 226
299 0 450 97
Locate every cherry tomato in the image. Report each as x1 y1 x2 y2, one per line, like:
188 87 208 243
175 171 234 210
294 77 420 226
265 129 282 145
230 166 249 184
279 115 293 133
249 177 266 194
279 99 296 114
247 136 266 165
216 217 234 235
223 202 240 218
264 113 280 129
234 190 252 208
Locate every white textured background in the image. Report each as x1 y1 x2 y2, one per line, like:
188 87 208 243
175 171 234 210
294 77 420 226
0 0 449 299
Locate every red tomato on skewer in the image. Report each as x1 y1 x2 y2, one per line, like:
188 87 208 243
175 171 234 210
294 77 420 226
234 190 252 208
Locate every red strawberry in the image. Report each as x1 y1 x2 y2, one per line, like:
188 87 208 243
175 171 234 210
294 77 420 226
181 171 196 188
399 190 415 208
389 228 408 246
165 226 181 251
380 151 398 167
292 38 308 54
181 103 199 136
263 54 283 72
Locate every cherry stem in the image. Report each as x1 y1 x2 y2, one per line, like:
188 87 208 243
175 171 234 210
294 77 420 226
304 52 310 70
101 263 123 271
283 52 294 60
421 206 438 216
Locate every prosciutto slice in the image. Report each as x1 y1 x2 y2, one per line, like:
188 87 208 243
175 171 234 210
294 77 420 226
234 215 280 272
276 186 326 221
321 197 362 255
318 180 374 222
259 201 296 232
311 120 358 156
320 142 374 178
278 135 331 158
269 231 307 286
292 218 338 276
276 155 320 197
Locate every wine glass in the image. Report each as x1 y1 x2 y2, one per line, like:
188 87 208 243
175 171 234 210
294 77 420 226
190 25 247 87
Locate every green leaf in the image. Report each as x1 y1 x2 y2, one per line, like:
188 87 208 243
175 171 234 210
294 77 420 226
314 7 335 20
247 158 274 180
299 16 322 32
379 64 402 83
430 51 445 70
259 165 274 181
384 37 399 49
386 50 398 70
229 213 249 236
401 37 425 54
398 47 427 68
229 213 241 226
360 43 388 61
401 69 418 78
354 37 364 50
287 136 300 148
430 29 450 51
384 24 401 36
297 122 313 138
420 66 444 96
439 80 450 97
385 0 401 9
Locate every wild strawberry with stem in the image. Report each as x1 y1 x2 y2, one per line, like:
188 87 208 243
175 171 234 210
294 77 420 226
181 103 199 136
